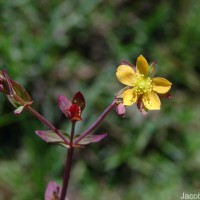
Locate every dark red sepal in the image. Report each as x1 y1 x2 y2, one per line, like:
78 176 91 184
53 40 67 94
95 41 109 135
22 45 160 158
120 60 135 68
72 91 85 112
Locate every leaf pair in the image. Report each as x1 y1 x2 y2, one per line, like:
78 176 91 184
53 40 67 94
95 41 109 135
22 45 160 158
35 130 107 148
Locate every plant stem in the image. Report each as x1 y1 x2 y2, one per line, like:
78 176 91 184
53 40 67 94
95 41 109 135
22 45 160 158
60 122 76 200
27 106 70 145
74 99 116 144
12 93 69 145
60 149 74 200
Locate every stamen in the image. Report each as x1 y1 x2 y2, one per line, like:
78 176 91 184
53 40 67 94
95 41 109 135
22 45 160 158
134 73 152 95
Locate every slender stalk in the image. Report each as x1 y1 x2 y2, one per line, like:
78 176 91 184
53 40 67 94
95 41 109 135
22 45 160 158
11 93 70 145
74 99 116 144
60 122 76 200
27 106 70 145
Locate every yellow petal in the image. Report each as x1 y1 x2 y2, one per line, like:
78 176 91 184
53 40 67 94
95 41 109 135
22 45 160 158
123 88 137 105
116 65 136 86
152 77 172 94
136 55 149 77
142 92 161 110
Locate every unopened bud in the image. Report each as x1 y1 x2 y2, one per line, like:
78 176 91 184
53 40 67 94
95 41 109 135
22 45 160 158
116 103 125 117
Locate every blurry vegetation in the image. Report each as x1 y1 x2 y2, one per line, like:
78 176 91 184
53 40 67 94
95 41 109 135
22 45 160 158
0 0 200 199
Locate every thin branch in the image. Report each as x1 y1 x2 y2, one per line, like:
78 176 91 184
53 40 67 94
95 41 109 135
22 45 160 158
27 106 70 145
74 99 116 144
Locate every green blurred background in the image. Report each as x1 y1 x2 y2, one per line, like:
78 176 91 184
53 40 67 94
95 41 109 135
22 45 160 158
0 0 200 199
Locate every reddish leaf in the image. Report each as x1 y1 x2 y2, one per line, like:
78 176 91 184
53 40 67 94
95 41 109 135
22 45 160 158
35 130 70 148
77 133 107 145
72 91 85 112
58 95 72 118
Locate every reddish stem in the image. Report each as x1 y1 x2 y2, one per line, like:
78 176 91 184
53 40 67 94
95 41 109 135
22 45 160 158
27 106 70 145
60 122 76 200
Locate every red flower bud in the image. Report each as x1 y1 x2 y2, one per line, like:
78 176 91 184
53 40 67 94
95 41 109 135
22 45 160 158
58 92 85 122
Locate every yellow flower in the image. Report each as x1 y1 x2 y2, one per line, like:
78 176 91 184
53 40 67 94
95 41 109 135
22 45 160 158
116 55 172 111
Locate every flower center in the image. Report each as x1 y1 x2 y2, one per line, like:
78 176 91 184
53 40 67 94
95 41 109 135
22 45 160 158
135 73 152 95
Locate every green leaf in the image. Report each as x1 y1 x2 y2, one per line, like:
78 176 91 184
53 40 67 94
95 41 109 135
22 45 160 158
11 80 31 102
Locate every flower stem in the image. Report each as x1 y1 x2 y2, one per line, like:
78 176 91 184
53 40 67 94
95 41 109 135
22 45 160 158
60 122 76 200
74 99 116 144
27 106 70 145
